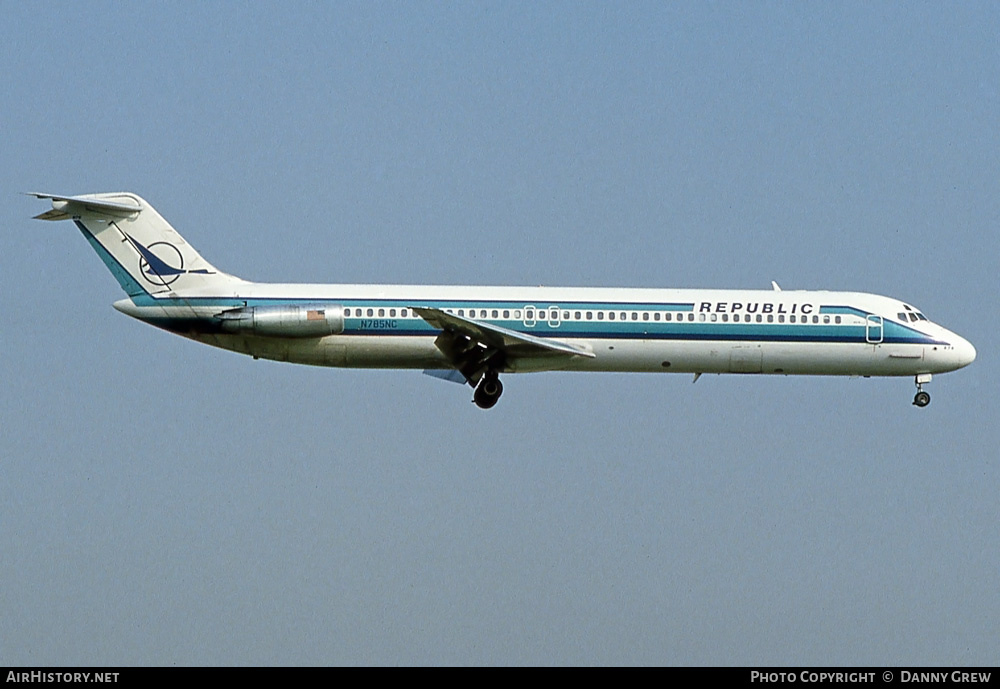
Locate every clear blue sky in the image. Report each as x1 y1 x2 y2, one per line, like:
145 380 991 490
1 1 997 665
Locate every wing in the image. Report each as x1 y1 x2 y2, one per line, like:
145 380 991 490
412 306 594 386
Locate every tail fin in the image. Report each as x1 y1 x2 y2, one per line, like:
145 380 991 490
30 192 245 297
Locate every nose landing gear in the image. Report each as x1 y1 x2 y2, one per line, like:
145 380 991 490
912 373 932 408
473 372 503 409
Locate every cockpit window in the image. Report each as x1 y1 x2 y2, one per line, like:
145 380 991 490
898 312 908 321
916 313 928 321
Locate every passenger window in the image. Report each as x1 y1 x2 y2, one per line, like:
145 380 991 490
367 308 374 317
643 312 649 321
503 310 510 318
688 313 695 321
514 310 521 319
597 312 604 320
756 315 762 323
790 315 796 323
721 314 728 322
574 311 581 320
492 310 499 318
378 308 385 317
631 312 638 321
609 312 616 320
767 315 774 323
823 316 830 324
654 313 661 321
401 309 408 318
778 315 785 323
835 316 841 324
699 314 706 322
812 315 818 323
586 311 593 320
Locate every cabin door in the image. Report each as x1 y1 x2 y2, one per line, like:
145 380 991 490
866 315 884 344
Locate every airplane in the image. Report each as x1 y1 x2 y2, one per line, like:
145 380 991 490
30 191 976 409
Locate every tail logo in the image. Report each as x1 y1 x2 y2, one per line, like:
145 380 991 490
137 241 185 286
125 232 211 286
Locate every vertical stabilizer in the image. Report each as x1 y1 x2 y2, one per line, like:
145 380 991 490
31 192 244 297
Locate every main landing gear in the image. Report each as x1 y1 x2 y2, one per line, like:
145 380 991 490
473 372 503 409
913 373 932 408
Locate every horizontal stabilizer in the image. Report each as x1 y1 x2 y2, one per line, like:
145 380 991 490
28 192 142 221
33 208 74 221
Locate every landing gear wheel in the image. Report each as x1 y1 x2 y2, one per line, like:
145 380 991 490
474 375 503 409
913 391 931 408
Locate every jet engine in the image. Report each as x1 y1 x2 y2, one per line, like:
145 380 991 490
216 304 344 337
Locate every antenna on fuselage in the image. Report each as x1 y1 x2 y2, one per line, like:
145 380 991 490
771 281 782 291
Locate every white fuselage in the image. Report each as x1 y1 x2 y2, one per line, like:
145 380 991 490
114 283 976 378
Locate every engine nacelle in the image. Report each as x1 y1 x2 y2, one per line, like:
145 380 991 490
216 304 345 338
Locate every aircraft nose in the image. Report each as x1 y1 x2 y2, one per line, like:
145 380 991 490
952 335 977 369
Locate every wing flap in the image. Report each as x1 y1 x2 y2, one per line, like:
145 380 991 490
422 368 468 384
